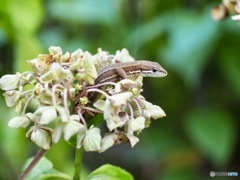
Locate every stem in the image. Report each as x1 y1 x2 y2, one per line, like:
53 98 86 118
86 88 110 99
77 109 87 127
20 89 34 96
51 84 64 106
86 81 116 89
83 106 102 113
72 99 84 180
73 147 83 180
21 95 34 115
127 103 134 119
63 88 70 116
18 149 47 180
133 97 142 116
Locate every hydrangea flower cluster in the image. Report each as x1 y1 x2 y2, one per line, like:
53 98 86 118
212 0 240 21
0 46 166 152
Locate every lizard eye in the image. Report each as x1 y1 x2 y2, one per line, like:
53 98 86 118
152 68 158 72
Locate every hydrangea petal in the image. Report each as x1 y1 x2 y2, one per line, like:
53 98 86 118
8 116 30 128
30 128 52 149
0 74 21 90
100 133 118 152
83 127 101 151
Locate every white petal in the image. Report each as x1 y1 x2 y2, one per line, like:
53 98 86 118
83 127 101 151
8 116 30 128
231 15 240 20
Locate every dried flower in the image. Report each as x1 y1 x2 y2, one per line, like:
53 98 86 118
0 46 167 152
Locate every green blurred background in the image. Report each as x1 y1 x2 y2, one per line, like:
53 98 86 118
0 0 239 179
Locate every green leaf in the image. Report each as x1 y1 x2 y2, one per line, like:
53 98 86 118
184 108 237 168
160 9 219 87
8 0 43 33
7 0 44 72
218 46 240 98
47 0 121 25
86 114 104 128
125 14 169 49
87 164 134 180
22 156 71 180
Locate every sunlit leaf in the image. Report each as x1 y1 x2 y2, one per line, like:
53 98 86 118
8 0 44 72
22 157 71 180
87 164 134 180
47 0 121 25
184 108 237 167
218 47 240 98
160 9 219 87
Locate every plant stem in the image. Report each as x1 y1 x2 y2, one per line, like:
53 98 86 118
18 149 47 180
73 147 83 180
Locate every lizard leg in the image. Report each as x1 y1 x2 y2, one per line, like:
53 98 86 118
116 67 128 79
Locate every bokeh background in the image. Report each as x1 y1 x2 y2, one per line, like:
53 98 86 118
0 0 239 179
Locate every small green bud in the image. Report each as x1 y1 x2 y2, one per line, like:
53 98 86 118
75 83 82 91
132 88 139 96
80 97 88 105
